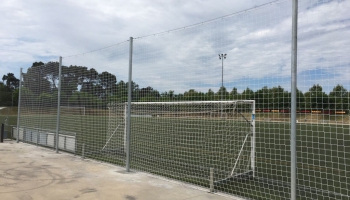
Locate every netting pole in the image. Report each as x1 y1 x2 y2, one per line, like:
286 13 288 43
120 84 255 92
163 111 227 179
55 56 62 153
251 101 256 177
209 168 214 193
291 0 298 200
16 68 23 143
126 37 133 172
82 143 85 159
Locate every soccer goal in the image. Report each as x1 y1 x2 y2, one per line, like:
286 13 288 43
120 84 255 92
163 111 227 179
60 106 85 116
106 100 255 184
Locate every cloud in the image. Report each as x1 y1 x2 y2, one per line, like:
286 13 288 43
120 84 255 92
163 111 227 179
0 0 349 95
0 0 269 77
128 0 350 94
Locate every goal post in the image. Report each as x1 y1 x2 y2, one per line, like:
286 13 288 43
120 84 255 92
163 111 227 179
106 100 255 183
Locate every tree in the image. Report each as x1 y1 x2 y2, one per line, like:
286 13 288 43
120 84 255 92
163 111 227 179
216 86 229 100
99 71 117 100
296 88 305 109
0 81 13 106
80 68 99 95
160 90 175 101
114 80 127 98
0 82 10 92
184 89 205 101
23 64 52 96
206 89 215 100
329 84 348 110
254 86 270 109
12 88 19 106
304 84 328 109
138 86 160 101
2 73 19 90
61 66 80 96
169 90 174 98
230 87 238 100
270 86 290 109
42 62 59 89
241 87 254 100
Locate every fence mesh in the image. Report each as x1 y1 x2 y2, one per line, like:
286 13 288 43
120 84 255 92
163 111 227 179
131 0 293 199
114 101 255 189
14 0 350 199
296 0 350 199
0 92 14 107
17 62 59 147
61 41 130 165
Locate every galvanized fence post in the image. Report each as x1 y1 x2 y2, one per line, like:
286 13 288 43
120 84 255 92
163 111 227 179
55 56 62 153
209 168 214 193
126 37 133 172
16 68 23 143
74 133 77 156
291 0 298 199
82 143 85 159
36 128 39 146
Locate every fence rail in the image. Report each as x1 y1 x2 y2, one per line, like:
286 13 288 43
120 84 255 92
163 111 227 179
13 127 76 152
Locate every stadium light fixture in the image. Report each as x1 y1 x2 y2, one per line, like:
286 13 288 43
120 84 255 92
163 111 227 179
219 53 227 117
218 53 227 97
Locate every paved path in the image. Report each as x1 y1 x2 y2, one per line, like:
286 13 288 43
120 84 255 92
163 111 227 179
0 141 237 200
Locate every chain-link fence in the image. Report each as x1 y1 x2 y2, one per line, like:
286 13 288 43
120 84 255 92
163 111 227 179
14 0 350 199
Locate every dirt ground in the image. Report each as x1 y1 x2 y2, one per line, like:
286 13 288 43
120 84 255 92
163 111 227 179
0 140 237 200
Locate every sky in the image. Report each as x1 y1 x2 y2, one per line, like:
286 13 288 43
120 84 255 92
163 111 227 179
1 0 350 94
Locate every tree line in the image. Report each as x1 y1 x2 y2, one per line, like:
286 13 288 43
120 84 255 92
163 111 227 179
1 61 349 110
0 73 19 106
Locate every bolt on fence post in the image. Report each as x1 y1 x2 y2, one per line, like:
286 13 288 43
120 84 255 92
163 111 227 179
55 56 62 153
82 143 85 159
126 37 133 172
291 0 298 200
209 168 214 193
16 68 23 143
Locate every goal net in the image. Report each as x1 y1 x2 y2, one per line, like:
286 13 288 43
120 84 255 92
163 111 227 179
106 100 255 184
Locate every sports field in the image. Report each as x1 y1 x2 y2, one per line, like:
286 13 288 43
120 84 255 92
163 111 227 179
4 112 350 200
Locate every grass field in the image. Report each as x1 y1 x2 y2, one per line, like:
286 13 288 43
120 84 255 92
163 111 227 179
0 107 18 137
2 111 349 200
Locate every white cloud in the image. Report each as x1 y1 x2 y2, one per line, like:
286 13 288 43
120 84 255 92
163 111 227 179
0 0 275 77
0 0 349 94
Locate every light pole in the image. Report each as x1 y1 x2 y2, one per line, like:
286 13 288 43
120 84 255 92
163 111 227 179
219 53 227 117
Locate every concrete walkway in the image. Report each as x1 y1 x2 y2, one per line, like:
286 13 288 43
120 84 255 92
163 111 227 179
0 141 236 200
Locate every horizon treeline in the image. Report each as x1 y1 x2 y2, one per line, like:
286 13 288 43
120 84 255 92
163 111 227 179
1 61 349 110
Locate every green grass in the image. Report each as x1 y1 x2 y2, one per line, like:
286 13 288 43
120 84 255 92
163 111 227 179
8 113 350 200
0 114 18 137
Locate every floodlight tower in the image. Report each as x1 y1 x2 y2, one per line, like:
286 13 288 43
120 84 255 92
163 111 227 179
219 53 227 117
218 54 227 97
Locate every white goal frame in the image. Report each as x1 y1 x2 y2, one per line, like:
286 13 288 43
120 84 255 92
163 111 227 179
106 100 256 179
